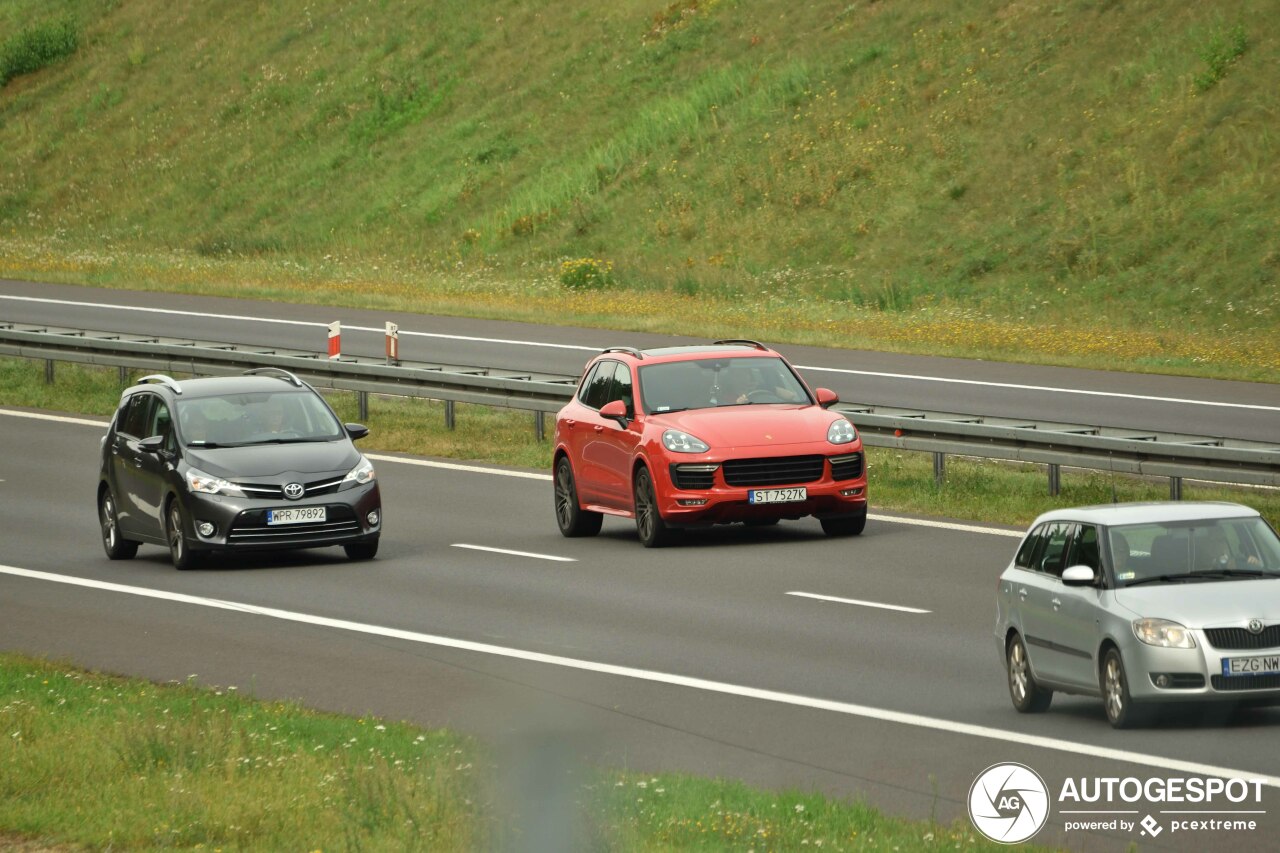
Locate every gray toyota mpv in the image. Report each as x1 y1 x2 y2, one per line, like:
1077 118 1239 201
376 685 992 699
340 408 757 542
97 369 381 569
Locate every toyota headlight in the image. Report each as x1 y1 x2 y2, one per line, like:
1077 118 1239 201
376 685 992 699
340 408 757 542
662 429 710 453
827 419 856 445
1132 618 1196 649
342 456 376 486
185 467 245 497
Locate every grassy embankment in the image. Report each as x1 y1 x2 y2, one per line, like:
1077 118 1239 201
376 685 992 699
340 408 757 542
4 356 1277 530
0 1 1277 381
3 653 1026 851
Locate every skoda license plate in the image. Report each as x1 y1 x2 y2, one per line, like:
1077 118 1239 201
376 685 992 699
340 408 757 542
1222 655 1280 677
267 506 326 526
748 488 807 505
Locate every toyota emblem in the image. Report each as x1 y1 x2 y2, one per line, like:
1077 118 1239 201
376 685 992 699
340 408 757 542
283 482 305 500
1247 618 1265 635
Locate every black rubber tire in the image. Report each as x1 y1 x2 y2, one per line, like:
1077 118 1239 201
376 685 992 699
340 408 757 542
554 456 602 537
820 507 867 537
166 500 202 571
634 466 675 548
1006 633 1053 713
99 488 139 560
344 540 379 561
1101 647 1147 729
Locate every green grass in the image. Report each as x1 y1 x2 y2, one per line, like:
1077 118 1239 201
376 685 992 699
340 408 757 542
1 653 1040 851
0 0 1277 380
4 356 1277 529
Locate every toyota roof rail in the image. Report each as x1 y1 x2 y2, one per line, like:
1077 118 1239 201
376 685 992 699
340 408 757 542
136 374 183 394
243 367 304 387
712 339 768 351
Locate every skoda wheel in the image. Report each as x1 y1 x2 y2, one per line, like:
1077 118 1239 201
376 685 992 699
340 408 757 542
99 488 138 560
554 456 602 537
1102 647 1146 729
1007 633 1053 713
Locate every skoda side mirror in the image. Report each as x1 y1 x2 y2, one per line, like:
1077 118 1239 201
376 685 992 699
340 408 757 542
1062 565 1097 586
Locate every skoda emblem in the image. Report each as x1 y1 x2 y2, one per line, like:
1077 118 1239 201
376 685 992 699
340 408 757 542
283 482 305 500
1248 619 1265 635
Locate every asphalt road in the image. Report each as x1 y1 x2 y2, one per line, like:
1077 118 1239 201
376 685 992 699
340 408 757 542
1 410 1277 852
3 278 1279 442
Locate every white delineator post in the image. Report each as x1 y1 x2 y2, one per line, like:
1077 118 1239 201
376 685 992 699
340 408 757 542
385 321 399 365
327 321 341 360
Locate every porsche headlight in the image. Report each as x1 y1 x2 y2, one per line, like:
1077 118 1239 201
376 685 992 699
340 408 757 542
185 467 245 497
1132 618 1196 649
662 430 710 453
342 456 376 486
827 419 856 445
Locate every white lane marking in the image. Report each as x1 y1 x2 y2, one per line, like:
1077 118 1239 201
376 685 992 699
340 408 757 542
796 363 1280 413
2 562 1277 788
870 513 1024 538
364 453 550 481
3 294 1272 411
452 543 576 563
787 591 930 614
0 409 108 427
0 294 598 352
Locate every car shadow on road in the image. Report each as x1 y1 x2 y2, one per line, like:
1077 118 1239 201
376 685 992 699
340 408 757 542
1048 695 1280 730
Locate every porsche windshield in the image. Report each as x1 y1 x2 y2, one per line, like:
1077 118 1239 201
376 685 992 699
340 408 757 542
638 357 810 414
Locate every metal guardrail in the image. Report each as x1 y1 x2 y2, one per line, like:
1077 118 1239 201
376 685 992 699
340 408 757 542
2 323 1278 493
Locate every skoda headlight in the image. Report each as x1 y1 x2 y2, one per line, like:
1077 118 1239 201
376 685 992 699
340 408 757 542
662 429 709 453
342 456 376 487
827 419 856 445
1132 618 1196 649
185 467 244 497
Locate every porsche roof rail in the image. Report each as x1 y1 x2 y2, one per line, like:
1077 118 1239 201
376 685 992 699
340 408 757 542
600 346 645 359
136 374 182 394
243 367 304 387
712 339 768 351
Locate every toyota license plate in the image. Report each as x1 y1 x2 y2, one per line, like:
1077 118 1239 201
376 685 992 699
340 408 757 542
267 506 326 525
1221 655 1280 677
748 487 807 504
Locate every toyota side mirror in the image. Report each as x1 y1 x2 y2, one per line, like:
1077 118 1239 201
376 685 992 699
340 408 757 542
345 423 370 441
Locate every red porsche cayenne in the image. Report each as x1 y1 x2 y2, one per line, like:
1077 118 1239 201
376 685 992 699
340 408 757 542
553 340 868 547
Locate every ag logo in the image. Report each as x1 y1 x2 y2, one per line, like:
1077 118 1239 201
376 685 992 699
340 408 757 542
968 762 1050 844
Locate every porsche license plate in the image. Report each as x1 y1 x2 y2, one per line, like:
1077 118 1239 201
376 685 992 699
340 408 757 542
748 487 807 504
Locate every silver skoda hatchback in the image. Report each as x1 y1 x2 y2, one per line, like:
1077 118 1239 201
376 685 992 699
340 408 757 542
995 502 1280 728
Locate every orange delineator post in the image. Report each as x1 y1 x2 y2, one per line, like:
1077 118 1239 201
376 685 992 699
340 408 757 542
327 321 341 360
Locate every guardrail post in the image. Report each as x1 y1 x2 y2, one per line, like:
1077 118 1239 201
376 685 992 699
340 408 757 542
1048 463 1061 497
118 366 129 386
445 400 456 430
44 359 54 384
534 411 546 442
1170 476 1183 500
357 391 368 421
933 452 945 487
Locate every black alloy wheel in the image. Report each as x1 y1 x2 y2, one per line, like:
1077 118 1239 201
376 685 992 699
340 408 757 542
99 488 138 560
554 457 602 537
